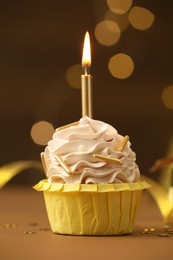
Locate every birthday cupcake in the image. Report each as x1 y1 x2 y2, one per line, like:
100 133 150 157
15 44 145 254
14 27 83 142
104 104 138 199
34 116 150 235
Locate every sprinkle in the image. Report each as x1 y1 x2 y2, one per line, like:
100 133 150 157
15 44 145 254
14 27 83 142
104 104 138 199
167 229 173 234
0 224 16 228
149 228 155 232
140 228 155 235
39 228 50 231
28 222 38 226
141 228 151 234
54 155 73 175
4 224 17 228
156 233 170 237
118 135 129 152
24 231 36 235
40 152 47 173
93 154 123 165
141 231 151 234
163 225 171 230
55 121 79 132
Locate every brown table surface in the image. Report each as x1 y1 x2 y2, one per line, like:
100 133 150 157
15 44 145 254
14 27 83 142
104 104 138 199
0 185 172 260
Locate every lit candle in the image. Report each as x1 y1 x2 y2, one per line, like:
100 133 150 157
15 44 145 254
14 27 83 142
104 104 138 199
81 31 93 118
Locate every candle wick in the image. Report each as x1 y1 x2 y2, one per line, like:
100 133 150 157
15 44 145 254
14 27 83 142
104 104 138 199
84 65 89 75
84 66 87 75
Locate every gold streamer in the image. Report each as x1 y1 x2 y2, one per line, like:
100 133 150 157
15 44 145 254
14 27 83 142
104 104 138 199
148 154 173 224
150 157 173 173
0 161 43 189
142 175 173 225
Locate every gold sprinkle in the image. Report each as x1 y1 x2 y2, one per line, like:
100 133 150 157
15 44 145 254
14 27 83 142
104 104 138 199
28 222 38 226
4 224 17 228
140 228 155 234
55 121 79 132
150 228 155 232
141 228 150 234
40 152 47 173
118 135 129 152
156 233 170 237
11 224 17 228
140 231 150 234
144 228 149 232
54 155 73 175
39 228 50 231
93 154 123 165
163 225 171 230
24 231 36 235
167 229 173 234
4 224 11 228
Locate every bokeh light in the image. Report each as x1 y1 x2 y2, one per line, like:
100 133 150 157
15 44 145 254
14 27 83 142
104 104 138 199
107 0 133 14
108 53 134 79
129 6 155 30
161 85 173 110
31 121 55 145
65 64 82 89
105 10 129 31
94 20 121 46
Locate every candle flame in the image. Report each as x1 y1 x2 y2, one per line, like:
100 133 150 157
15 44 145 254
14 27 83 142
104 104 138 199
82 31 91 74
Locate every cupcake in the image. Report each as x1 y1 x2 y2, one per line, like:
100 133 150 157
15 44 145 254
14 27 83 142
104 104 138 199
34 116 150 235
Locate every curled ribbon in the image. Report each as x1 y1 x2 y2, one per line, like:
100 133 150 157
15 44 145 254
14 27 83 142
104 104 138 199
143 156 173 225
0 161 43 189
142 175 172 224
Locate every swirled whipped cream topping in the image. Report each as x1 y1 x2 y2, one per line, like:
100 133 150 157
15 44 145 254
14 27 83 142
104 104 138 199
43 117 140 184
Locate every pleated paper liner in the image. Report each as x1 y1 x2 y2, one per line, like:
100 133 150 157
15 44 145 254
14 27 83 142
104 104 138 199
34 180 150 235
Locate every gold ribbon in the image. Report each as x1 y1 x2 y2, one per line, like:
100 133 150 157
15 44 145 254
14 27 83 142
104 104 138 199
142 175 173 225
0 161 43 189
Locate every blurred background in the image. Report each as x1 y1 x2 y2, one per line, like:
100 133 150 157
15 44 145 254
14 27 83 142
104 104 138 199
0 0 173 184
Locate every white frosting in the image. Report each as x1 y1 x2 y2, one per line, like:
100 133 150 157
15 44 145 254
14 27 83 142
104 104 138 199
44 117 140 184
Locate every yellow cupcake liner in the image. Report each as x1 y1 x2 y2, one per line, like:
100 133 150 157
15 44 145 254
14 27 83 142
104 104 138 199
34 179 150 192
34 180 150 235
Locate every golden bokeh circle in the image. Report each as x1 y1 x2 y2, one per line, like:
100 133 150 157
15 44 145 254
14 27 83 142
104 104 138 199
65 64 82 89
161 85 173 110
129 6 155 30
107 0 133 14
95 20 121 46
108 53 134 79
105 10 129 31
31 121 55 145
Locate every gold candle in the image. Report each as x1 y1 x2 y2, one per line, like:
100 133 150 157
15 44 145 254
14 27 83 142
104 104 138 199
81 31 93 118
40 152 48 173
